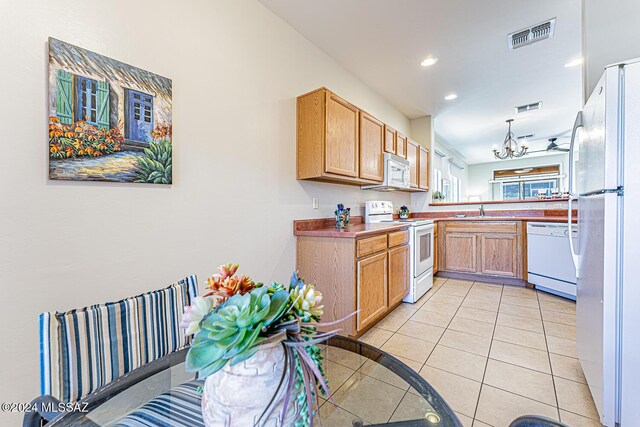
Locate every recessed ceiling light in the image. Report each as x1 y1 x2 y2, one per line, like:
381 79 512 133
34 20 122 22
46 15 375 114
564 58 583 67
444 93 458 101
420 57 438 67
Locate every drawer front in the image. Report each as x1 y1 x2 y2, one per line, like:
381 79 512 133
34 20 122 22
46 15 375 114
388 230 409 248
357 234 388 258
444 221 517 234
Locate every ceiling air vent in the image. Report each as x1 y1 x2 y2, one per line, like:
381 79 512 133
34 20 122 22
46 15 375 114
515 101 542 114
517 134 535 140
508 18 556 49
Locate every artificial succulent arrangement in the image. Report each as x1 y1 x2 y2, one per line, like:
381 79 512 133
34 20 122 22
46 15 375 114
181 264 339 426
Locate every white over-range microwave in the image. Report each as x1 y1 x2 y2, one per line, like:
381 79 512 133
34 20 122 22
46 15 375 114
362 153 410 191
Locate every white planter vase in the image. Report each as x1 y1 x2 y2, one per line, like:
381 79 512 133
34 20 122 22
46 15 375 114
201 343 299 427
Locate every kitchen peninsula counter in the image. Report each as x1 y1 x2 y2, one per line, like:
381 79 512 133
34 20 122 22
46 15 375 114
411 208 575 224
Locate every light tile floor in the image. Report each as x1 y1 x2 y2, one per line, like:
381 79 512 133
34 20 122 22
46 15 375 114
347 277 603 427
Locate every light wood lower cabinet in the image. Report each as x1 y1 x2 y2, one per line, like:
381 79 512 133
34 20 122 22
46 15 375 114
444 233 477 272
388 245 410 307
438 221 524 281
480 234 518 277
357 252 388 331
296 230 409 337
433 224 439 274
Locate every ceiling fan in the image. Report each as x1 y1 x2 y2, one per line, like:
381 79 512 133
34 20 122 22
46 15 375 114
545 137 570 152
526 136 571 154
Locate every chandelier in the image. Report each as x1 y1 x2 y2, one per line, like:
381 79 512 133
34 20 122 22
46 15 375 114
493 119 528 159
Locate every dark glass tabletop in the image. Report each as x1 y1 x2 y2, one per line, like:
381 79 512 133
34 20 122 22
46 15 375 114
49 336 461 426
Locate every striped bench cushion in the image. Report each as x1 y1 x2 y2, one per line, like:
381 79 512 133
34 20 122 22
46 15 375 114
113 379 205 427
40 275 198 403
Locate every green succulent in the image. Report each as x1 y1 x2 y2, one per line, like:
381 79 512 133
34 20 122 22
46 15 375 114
185 287 291 378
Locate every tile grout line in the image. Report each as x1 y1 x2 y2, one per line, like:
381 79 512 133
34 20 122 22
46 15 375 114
421 279 477 362
425 364 559 413
386 388 410 423
352 282 580 425
383 278 450 424
382 279 451 367
374 281 569 424
471 282 505 425
537 290 562 422
423 280 494 423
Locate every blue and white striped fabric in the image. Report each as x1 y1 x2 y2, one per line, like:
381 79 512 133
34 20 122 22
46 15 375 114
39 275 198 403
114 379 205 427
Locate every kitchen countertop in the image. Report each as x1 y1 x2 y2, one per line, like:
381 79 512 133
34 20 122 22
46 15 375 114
432 216 573 223
293 217 410 238
412 208 576 224
294 209 575 238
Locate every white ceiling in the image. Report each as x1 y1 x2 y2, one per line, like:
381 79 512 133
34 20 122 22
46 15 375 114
259 0 583 164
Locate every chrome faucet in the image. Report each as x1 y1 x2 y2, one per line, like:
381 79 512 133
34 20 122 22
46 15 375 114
479 204 485 217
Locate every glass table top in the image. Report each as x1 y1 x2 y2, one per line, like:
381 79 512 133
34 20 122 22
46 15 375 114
50 336 461 426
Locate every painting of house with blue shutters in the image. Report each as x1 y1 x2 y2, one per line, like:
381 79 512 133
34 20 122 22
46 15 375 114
48 38 172 184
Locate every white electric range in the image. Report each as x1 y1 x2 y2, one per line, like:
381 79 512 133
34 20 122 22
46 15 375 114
364 201 434 303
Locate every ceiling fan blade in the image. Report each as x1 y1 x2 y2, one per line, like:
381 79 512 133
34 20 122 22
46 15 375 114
545 138 570 152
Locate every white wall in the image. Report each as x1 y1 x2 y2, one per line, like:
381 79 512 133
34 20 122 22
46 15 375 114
433 138 469 197
583 0 640 96
0 0 412 420
409 116 433 211
467 153 569 201
412 131 470 210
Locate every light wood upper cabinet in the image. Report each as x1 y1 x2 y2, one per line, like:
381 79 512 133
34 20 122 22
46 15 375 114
480 234 518 277
357 251 388 331
418 146 429 190
396 132 408 159
384 125 396 154
325 93 359 177
297 88 361 184
445 233 477 272
296 87 427 190
359 112 384 182
388 245 410 306
407 139 420 188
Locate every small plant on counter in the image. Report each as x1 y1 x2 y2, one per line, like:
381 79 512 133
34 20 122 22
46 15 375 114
182 264 344 426
433 191 446 202
398 205 409 219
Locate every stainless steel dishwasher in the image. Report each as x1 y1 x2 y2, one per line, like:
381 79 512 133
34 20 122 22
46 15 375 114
527 222 578 300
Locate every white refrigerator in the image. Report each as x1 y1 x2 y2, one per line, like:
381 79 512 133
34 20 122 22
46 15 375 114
569 58 640 426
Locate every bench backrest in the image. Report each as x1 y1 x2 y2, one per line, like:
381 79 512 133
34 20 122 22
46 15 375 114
39 275 198 402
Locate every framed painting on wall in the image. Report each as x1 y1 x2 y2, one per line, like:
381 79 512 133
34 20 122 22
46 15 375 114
48 38 172 184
